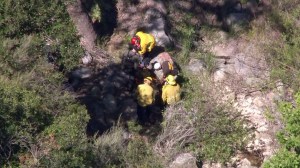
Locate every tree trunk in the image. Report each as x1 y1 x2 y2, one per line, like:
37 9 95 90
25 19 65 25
66 0 108 63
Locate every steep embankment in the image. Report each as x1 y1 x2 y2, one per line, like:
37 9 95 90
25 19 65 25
67 0 282 167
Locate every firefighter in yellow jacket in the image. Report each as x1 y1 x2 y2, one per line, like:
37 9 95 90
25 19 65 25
131 31 156 67
131 31 156 56
162 75 181 105
136 77 154 125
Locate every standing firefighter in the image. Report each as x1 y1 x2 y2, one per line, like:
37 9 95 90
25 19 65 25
136 77 154 125
162 75 181 105
131 31 156 67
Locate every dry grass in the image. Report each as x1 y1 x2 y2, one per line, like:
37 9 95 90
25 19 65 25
154 103 196 163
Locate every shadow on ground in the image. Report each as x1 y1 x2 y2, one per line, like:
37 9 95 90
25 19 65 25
67 48 168 136
82 0 118 37
163 0 270 33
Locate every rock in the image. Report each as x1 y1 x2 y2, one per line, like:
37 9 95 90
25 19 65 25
257 124 268 132
252 97 264 108
202 162 222 168
118 99 137 121
144 8 173 47
275 81 284 95
226 13 250 27
245 77 262 86
82 52 92 65
102 83 116 95
221 86 236 103
245 0 258 17
214 69 226 82
169 153 197 168
90 86 101 97
237 158 257 168
71 67 92 79
187 58 205 74
92 103 106 119
103 94 117 113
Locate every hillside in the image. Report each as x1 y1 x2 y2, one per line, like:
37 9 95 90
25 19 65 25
0 0 299 167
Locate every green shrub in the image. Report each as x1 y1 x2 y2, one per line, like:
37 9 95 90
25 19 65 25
263 91 300 167
0 0 83 71
170 14 197 63
91 126 126 168
0 0 66 38
39 105 90 167
277 92 300 151
267 0 300 90
263 149 300 168
0 78 53 165
0 0 88 166
125 138 163 168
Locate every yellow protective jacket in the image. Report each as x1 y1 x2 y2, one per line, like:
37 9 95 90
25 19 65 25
136 31 156 55
162 84 181 105
136 83 154 107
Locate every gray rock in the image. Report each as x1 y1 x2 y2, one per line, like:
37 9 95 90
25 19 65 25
144 8 173 47
102 83 116 95
226 13 250 26
169 153 197 168
81 51 92 64
187 58 205 74
214 69 227 82
118 99 137 121
90 86 101 97
71 67 92 79
103 94 117 113
92 102 106 118
237 158 257 168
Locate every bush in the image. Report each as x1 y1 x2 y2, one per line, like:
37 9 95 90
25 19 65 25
38 105 90 167
267 0 300 90
0 1 88 164
277 92 300 151
0 78 55 165
0 0 83 71
91 126 126 168
263 149 300 168
125 137 163 168
263 91 300 167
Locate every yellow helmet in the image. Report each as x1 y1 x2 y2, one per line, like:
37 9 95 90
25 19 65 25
166 75 176 85
144 76 153 82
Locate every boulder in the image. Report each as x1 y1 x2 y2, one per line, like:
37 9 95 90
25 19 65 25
236 158 257 168
226 12 250 32
71 67 92 79
186 58 205 74
118 99 138 121
169 153 197 168
103 94 118 114
144 8 173 47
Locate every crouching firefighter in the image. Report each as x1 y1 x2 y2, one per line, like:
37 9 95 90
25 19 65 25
130 31 156 68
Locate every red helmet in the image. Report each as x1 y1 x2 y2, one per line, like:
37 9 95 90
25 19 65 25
131 36 140 45
131 36 141 51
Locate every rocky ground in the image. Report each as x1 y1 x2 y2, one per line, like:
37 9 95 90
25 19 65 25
66 0 282 167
